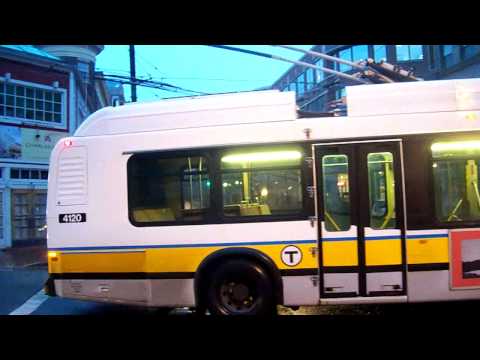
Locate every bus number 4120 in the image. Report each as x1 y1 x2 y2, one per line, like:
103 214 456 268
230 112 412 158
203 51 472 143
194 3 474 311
59 213 86 223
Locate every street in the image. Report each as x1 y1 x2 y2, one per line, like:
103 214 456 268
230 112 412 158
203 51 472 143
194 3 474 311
3 265 480 316
0 266 192 315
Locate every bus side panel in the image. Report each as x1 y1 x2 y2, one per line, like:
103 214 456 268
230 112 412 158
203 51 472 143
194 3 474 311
406 229 480 302
48 241 320 307
407 271 480 302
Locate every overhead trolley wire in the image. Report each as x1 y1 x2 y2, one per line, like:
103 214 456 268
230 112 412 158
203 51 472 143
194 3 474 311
97 73 211 96
207 45 370 84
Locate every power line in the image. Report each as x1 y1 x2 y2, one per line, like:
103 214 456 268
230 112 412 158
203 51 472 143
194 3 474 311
97 78 195 99
151 76 272 82
136 52 168 77
97 74 211 97
208 45 369 84
101 73 211 95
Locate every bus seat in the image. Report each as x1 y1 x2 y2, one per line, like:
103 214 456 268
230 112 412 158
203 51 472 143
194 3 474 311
259 204 271 215
239 204 271 216
133 208 175 222
240 205 260 216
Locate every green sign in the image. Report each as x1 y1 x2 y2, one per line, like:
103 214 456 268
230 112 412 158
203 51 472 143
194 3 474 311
0 125 66 162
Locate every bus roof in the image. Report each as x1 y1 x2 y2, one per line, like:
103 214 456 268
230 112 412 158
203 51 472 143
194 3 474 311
74 90 297 137
74 78 480 137
347 78 480 117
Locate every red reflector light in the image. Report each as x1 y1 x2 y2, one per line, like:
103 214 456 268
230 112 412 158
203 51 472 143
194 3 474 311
64 139 73 147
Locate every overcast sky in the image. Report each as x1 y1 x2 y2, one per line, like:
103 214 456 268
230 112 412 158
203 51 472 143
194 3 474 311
95 45 312 102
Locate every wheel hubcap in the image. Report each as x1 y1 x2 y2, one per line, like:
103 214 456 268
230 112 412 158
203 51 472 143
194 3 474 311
220 281 256 313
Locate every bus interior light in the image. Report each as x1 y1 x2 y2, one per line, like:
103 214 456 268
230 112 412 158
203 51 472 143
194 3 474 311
221 150 302 164
431 140 480 153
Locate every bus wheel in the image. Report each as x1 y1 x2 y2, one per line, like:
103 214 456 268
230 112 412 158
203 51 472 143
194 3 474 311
205 259 276 315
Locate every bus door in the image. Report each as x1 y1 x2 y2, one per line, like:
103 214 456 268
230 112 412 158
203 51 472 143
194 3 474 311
314 140 407 298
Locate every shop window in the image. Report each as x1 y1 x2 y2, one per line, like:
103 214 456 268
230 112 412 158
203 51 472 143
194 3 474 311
432 140 480 223
0 79 65 128
12 190 47 243
128 154 211 224
396 45 423 61
221 146 303 217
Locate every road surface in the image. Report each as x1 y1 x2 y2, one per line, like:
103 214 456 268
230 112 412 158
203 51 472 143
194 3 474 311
2 266 479 316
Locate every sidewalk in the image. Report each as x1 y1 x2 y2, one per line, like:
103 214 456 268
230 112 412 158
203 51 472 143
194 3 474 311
0 246 47 269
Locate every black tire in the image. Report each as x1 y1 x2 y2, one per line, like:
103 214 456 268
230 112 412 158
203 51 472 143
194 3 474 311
204 259 276 316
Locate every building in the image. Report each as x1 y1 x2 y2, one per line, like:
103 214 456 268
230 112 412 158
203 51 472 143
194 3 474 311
0 45 123 249
271 45 480 112
103 77 126 106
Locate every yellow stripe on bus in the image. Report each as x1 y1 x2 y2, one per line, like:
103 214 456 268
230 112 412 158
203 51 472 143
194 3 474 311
48 243 318 274
322 240 358 266
406 237 449 264
365 239 402 266
48 237 450 275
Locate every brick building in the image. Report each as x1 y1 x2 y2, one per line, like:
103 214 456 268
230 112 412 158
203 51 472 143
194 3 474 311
0 45 123 248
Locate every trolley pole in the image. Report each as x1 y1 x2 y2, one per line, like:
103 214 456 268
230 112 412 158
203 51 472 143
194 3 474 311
129 45 137 102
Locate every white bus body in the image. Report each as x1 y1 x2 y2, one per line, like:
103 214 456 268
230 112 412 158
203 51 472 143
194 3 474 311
45 79 480 313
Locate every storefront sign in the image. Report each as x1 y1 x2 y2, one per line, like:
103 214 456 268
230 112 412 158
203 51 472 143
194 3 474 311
0 125 65 162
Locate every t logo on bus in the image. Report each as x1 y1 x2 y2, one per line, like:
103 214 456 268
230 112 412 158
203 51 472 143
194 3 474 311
281 245 302 267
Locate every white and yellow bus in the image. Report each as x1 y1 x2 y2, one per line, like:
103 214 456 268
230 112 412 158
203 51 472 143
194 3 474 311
45 78 480 315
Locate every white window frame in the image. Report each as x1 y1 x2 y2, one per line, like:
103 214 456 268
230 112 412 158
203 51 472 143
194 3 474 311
9 166 49 182
0 76 68 130
2 163 49 189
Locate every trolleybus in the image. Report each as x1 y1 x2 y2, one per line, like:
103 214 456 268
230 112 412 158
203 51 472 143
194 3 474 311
45 78 480 315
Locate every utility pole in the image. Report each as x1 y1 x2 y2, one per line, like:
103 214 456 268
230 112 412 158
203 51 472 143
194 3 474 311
129 45 137 102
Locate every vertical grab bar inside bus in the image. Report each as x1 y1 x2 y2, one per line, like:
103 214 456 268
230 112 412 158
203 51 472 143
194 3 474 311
188 157 193 209
199 157 203 208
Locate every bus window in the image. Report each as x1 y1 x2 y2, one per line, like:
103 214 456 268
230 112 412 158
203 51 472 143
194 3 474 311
322 154 351 231
221 146 303 217
367 152 396 229
432 140 480 223
128 155 210 223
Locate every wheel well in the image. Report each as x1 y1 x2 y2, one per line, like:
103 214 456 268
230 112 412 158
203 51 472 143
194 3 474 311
194 248 284 308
